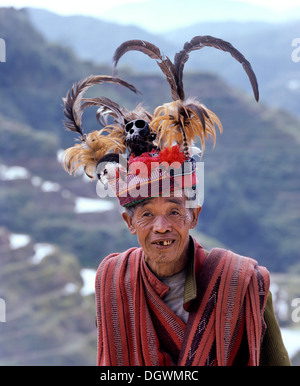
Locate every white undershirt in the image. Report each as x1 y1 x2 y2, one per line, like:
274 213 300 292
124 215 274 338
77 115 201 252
159 268 189 323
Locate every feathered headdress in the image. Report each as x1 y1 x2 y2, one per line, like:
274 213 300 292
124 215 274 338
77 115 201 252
113 36 258 158
61 75 152 178
61 35 259 205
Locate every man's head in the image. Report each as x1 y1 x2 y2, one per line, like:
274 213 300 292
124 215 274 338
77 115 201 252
122 195 201 277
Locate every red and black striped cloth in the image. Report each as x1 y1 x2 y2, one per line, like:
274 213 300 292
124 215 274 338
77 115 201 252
95 238 269 366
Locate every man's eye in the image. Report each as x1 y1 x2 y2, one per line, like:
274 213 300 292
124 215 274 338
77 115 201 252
170 210 179 215
142 212 152 217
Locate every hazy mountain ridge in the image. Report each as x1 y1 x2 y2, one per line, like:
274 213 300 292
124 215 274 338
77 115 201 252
26 7 300 118
26 8 176 66
100 0 300 31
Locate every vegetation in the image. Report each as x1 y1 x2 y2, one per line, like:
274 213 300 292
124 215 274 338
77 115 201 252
1 8 300 271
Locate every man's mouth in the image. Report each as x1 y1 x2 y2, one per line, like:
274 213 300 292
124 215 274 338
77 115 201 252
152 240 175 246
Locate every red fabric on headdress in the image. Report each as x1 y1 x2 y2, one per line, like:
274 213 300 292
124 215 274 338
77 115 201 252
107 146 197 207
158 145 186 166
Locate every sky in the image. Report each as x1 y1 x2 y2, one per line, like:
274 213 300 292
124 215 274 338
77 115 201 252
1 0 300 32
3 0 145 15
0 0 147 15
2 0 299 12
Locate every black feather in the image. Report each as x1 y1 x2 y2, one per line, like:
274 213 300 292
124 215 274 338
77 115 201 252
62 75 139 137
113 39 162 69
113 39 181 101
174 35 259 102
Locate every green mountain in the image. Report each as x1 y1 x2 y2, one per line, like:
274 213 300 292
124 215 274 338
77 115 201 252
1 7 300 271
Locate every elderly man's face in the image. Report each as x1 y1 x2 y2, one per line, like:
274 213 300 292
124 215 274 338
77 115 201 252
122 196 201 277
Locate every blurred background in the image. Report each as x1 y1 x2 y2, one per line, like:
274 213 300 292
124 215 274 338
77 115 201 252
0 0 300 366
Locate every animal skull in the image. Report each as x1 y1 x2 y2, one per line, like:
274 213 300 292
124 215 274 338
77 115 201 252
125 119 149 142
125 119 156 156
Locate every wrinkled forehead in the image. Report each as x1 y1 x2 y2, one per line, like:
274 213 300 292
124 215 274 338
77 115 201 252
140 196 186 207
130 196 188 214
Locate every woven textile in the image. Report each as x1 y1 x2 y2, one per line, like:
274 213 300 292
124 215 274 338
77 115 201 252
95 239 269 366
106 151 197 207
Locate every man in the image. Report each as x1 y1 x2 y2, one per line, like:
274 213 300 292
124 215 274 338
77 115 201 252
61 36 291 366
95 192 290 366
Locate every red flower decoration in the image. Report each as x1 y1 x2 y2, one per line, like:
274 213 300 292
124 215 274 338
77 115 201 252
128 151 160 177
127 146 186 177
158 145 186 167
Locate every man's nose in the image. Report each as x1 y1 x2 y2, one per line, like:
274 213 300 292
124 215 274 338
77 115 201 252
153 215 172 233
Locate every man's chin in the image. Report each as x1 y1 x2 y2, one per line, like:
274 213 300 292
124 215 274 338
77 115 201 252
148 245 179 263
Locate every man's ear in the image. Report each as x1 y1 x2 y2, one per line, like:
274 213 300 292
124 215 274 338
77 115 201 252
122 211 137 235
190 206 202 229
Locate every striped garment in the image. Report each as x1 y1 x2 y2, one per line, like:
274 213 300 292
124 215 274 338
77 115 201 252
95 238 270 366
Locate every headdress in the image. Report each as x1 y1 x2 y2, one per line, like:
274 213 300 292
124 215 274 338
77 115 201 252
61 36 259 207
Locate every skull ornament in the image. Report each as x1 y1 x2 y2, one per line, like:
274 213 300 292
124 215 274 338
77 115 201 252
124 119 156 156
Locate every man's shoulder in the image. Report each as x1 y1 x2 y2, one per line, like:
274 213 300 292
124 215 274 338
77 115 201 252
96 247 140 275
205 247 269 270
202 246 270 284
95 246 142 292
